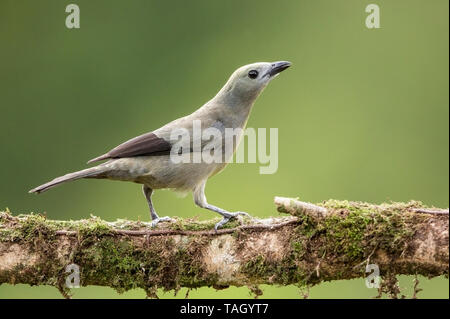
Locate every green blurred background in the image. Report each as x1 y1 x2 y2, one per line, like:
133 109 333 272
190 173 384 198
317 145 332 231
0 0 448 298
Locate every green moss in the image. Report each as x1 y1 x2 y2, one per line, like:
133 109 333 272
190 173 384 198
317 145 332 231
69 230 218 293
0 213 115 243
0 213 58 243
292 242 305 258
241 253 309 287
241 199 422 289
322 212 369 260
175 244 218 288
75 216 113 237
75 236 146 293
318 201 416 261
294 214 318 238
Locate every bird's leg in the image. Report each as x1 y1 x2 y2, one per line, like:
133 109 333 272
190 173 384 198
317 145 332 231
142 185 173 227
193 182 251 230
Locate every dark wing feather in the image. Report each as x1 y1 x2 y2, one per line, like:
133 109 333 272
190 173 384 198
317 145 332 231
87 132 171 164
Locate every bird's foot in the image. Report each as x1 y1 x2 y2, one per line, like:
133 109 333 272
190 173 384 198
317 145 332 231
215 211 251 231
150 216 174 228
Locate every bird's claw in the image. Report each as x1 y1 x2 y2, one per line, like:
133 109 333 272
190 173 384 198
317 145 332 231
214 211 251 231
150 216 174 228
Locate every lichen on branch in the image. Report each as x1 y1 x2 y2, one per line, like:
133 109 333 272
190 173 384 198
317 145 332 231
0 198 448 298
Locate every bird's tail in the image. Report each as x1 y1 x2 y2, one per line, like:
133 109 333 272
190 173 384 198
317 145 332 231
29 165 108 194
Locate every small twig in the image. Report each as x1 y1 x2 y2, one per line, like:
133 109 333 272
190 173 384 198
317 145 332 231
315 251 326 277
274 196 329 219
306 251 326 281
57 285 72 299
145 286 159 299
411 208 449 215
248 285 263 299
353 244 378 270
55 219 299 237
299 286 310 299
412 275 422 299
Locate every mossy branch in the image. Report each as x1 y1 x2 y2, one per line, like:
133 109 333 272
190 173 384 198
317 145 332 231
0 198 448 298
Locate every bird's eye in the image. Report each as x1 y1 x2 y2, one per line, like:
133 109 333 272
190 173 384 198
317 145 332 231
248 70 259 79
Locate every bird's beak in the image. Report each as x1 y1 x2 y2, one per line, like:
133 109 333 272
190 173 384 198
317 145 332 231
267 61 292 78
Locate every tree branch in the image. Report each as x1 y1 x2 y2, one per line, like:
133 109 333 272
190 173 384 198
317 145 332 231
0 198 448 298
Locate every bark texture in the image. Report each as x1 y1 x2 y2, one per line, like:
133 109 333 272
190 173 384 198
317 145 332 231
0 197 448 298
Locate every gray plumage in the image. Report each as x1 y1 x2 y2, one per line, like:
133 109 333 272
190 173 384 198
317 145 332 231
29 61 291 229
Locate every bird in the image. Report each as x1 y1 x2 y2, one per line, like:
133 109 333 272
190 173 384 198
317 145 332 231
29 61 291 230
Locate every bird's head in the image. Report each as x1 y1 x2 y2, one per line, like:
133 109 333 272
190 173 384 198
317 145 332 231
216 61 291 104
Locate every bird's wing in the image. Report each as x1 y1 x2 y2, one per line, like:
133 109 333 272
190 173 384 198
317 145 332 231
87 111 225 164
87 132 172 164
